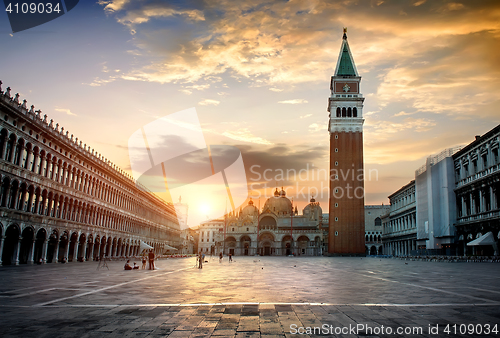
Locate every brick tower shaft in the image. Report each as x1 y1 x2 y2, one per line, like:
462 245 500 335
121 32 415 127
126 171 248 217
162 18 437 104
327 28 365 255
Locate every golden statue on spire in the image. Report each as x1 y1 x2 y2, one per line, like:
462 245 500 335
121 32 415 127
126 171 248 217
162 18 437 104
343 27 347 33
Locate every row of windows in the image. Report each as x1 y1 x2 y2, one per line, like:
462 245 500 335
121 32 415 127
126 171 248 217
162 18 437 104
335 107 358 118
384 214 416 233
0 129 174 225
455 148 499 181
366 234 382 242
457 184 499 217
390 191 415 211
0 176 176 240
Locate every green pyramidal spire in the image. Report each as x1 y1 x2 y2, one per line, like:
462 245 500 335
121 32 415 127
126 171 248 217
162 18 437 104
334 28 358 77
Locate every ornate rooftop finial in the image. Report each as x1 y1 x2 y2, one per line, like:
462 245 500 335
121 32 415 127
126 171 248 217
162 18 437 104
343 27 347 40
29 105 34 114
43 114 47 123
5 87 11 98
71 134 73 141
0 80 2 93
21 99 27 109
49 119 54 127
66 131 69 138
13 93 20 104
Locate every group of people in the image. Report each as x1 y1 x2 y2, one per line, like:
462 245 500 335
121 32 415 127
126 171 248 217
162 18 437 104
124 249 156 270
218 252 232 263
195 252 233 269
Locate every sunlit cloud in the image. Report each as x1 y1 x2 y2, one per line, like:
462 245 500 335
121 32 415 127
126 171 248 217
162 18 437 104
300 114 312 119
222 128 273 145
55 108 77 116
394 111 415 117
278 99 308 104
198 99 220 106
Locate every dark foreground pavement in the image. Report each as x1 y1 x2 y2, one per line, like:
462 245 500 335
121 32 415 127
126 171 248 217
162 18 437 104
0 256 499 337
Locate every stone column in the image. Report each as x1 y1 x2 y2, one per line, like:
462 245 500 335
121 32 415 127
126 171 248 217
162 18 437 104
31 152 39 173
470 193 475 215
24 149 33 170
53 240 60 263
14 237 21 265
28 240 35 264
73 240 79 262
42 239 48 263
461 195 466 217
0 236 4 265
490 186 496 211
479 190 484 213
16 145 25 166
81 240 87 262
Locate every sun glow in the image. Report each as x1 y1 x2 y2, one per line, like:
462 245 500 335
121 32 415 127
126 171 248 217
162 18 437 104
199 204 211 215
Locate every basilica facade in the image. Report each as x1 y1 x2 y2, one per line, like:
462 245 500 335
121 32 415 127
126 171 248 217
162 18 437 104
0 82 181 265
198 188 323 256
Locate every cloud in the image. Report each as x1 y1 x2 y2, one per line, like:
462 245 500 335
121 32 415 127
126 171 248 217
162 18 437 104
278 99 308 104
393 111 415 117
97 0 500 115
308 123 327 132
300 114 312 119
198 99 220 106
222 128 273 145
55 108 77 116
98 0 130 13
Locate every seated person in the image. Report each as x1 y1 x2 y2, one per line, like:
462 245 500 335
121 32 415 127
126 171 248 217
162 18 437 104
124 260 133 270
133 262 139 270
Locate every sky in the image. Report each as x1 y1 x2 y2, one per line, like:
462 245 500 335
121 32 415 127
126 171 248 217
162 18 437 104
1 0 499 225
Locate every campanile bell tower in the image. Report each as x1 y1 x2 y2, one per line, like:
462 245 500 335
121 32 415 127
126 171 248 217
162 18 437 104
327 28 365 255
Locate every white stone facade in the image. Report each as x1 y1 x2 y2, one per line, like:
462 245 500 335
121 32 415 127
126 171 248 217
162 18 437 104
0 83 180 265
364 205 389 255
383 181 417 256
454 126 500 256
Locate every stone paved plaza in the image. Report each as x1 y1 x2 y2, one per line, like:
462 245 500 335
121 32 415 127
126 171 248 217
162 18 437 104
0 257 499 337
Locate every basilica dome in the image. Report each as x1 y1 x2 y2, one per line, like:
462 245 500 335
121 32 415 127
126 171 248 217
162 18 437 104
263 188 292 215
241 198 258 217
303 196 323 221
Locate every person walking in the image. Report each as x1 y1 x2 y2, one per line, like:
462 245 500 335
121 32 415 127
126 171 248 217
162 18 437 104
198 251 203 269
229 253 233 262
219 252 223 263
141 255 147 269
148 249 155 270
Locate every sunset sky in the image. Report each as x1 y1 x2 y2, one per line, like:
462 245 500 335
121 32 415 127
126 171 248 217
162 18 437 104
1 0 499 224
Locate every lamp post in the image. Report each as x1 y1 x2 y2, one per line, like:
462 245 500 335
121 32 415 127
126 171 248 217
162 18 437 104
290 198 294 256
256 198 260 256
